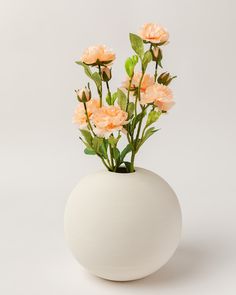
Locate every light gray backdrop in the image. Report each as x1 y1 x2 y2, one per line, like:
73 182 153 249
0 0 236 294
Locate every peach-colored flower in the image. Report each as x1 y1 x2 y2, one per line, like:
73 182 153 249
141 83 174 111
139 23 169 44
73 99 100 129
81 44 116 65
122 72 154 92
155 98 175 111
92 106 128 137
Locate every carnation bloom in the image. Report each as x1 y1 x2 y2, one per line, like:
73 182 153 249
122 72 154 92
139 23 169 44
141 83 174 111
81 44 116 65
73 99 100 129
92 106 128 137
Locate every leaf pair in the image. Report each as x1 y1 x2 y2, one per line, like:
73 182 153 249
106 92 118 105
80 129 108 158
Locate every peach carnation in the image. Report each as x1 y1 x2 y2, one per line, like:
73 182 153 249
139 23 169 44
81 44 116 65
73 99 100 129
122 72 154 92
141 83 174 111
92 106 128 137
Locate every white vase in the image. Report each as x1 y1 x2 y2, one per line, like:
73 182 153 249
64 168 182 281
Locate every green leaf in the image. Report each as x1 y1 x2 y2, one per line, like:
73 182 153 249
99 139 108 159
130 110 146 133
79 136 90 149
124 161 132 172
111 92 118 105
92 136 103 154
108 135 119 148
157 48 163 68
75 61 92 79
117 88 127 111
120 144 132 162
146 110 161 127
106 93 111 105
129 33 144 58
84 148 96 155
142 51 152 72
125 55 139 77
125 58 134 77
80 129 93 146
140 127 159 146
127 102 135 118
106 91 118 105
92 72 102 90
113 147 120 161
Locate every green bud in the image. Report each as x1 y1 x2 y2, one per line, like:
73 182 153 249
157 72 177 86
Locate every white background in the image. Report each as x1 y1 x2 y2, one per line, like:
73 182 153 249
0 0 236 294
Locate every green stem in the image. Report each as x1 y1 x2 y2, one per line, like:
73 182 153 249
98 155 111 170
105 81 112 104
83 102 111 170
109 143 115 171
154 60 158 82
83 102 95 137
98 64 103 107
130 72 146 172
130 151 135 172
126 75 133 111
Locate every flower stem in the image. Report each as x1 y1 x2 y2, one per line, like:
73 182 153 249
83 102 95 137
154 60 158 82
130 72 146 172
130 151 135 172
105 81 112 104
126 75 133 111
109 143 115 170
99 155 111 170
83 102 111 171
98 64 103 107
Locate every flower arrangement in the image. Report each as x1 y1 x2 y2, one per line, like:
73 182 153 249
73 23 176 173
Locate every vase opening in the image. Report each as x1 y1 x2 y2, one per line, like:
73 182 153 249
109 166 135 174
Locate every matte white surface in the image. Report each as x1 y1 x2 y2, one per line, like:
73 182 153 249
64 168 181 281
0 0 236 294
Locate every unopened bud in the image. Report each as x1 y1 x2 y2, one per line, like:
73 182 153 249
157 72 171 85
75 86 91 102
152 47 159 59
101 67 112 82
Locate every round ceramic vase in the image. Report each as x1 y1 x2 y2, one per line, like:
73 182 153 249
64 168 182 281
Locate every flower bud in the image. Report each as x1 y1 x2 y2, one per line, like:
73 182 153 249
152 46 159 59
75 86 91 102
157 72 176 86
101 67 112 82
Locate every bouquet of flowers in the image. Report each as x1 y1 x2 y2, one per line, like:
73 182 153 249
73 23 176 173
